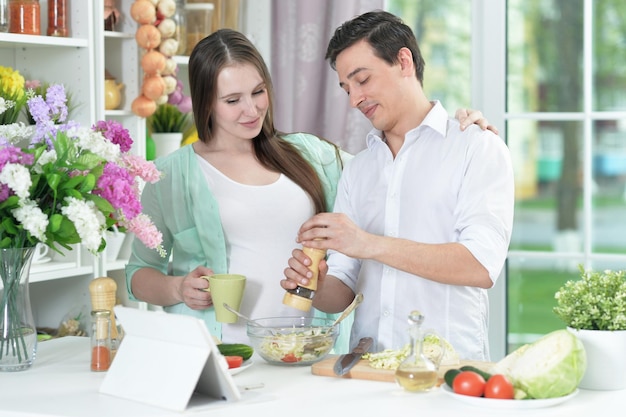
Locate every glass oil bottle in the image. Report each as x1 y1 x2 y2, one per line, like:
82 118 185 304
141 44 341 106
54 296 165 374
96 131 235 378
395 310 445 392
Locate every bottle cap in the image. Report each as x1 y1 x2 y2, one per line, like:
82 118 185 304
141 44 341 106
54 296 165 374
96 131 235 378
282 291 313 311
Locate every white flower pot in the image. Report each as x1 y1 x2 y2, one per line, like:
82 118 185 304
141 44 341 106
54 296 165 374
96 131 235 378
567 327 626 390
151 132 183 158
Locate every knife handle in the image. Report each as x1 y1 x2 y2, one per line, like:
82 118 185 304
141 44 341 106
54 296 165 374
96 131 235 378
353 337 373 354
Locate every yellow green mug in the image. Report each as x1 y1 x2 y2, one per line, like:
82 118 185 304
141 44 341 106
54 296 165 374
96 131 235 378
202 274 246 323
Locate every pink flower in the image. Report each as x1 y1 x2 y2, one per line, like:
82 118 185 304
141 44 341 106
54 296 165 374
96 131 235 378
25 79 41 90
95 162 142 220
92 120 133 152
126 213 165 256
121 154 162 184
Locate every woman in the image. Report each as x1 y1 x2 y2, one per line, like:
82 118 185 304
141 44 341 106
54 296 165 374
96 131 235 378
125 29 490 345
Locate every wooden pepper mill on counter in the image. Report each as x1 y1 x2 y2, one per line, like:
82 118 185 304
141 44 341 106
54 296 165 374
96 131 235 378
89 277 121 358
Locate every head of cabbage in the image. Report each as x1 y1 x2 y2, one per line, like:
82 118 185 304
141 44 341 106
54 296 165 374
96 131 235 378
423 334 459 366
491 329 586 399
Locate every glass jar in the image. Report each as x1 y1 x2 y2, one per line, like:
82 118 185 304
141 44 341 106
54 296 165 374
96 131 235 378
185 2 214 56
8 0 40 35
103 0 119 31
172 0 186 55
0 0 9 32
47 0 68 37
91 309 112 372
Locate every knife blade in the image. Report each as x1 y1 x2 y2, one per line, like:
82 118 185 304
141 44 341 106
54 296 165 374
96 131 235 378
333 337 373 376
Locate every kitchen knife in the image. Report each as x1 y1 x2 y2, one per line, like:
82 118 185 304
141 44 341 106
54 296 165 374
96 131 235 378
333 337 374 376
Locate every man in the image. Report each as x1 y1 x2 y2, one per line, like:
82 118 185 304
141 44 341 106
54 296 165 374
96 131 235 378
281 10 514 361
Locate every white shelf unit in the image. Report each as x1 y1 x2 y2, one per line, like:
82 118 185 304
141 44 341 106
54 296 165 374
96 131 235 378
94 0 145 161
0 0 145 327
90 0 147 312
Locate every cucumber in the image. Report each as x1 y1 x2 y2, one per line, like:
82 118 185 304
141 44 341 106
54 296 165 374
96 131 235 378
460 365 492 381
444 368 461 388
217 343 254 360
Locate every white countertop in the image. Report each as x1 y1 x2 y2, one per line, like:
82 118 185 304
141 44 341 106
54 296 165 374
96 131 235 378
0 337 623 417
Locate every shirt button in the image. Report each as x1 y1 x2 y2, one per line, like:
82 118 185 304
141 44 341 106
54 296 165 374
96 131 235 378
383 310 390 317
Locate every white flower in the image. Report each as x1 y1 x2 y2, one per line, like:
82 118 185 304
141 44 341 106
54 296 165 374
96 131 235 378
0 162 32 199
33 148 58 173
12 200 48 241
68 126 120 162
0 122 34 145
0 97 14 114
61 197 107 252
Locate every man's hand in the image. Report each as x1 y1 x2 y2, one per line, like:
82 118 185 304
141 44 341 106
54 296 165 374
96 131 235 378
297 213 372 259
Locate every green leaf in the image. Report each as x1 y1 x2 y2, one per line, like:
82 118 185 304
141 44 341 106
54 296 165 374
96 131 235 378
87 194 114 214
2 217 19 234
80 173 97 192
66 189 84 199
53 130 70 157
60 175 85 191
46 172 62 192
76 153 105 170
0 195 19 210
48 213 63 233
54 216 79 240
0 237 13 248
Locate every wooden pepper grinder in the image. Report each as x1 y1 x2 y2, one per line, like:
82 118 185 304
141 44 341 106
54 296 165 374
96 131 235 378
89 277 119 352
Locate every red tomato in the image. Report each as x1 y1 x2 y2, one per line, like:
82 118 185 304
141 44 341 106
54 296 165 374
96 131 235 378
281 353 301 363
452 371 486 397
484 374 515 399
225 355 244 369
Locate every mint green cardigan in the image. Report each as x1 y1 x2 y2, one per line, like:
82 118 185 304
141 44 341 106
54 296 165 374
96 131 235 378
125 133 353 351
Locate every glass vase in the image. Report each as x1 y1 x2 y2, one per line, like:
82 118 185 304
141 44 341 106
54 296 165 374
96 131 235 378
0 247 37 372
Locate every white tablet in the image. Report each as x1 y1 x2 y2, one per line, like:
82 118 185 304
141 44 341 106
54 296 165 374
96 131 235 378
100 306 241 412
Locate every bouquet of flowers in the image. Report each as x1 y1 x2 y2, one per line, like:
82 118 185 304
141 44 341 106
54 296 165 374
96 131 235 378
0 82 166 369
0 83 165 255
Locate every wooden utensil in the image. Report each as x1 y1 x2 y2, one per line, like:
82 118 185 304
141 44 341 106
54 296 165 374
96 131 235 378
312 355 493 385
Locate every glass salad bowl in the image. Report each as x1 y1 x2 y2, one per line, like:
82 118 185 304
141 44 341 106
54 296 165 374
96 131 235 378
247 316 339 366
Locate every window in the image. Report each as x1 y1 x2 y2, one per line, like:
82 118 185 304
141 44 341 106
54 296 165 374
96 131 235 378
389 0 626 359
386 0 472 112
506 0 626 351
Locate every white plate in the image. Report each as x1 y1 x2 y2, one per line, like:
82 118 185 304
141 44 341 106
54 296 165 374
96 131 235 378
229 360 253 376
441 385 579 409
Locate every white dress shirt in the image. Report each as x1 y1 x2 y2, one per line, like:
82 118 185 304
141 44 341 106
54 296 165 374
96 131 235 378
327 101 514 361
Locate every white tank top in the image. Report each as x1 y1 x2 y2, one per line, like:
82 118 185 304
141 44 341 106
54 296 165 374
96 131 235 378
197 156 316 343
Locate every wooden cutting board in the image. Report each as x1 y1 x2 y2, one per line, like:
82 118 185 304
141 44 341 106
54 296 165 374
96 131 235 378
311 355 493 385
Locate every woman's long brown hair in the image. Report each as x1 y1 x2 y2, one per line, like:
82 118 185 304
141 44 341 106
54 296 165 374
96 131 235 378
188 29 338 213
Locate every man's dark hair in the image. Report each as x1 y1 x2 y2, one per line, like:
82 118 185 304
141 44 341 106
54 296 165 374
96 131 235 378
325 10 425 85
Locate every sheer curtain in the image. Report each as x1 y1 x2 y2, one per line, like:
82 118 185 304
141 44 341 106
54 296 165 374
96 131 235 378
270 0 383 154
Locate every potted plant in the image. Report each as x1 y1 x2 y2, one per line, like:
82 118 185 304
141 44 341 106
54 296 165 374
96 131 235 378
553 266 626 390
147 103 193 159
146 62 194 151
147 102 192 134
